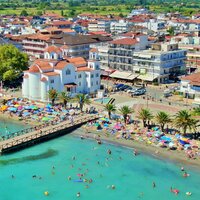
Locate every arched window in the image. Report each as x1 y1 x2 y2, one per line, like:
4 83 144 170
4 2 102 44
66 69 71 75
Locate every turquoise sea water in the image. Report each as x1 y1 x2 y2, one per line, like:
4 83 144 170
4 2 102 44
0 127 200 200
0 119 30 136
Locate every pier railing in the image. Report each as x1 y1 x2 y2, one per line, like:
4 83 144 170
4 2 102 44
0 114 99 153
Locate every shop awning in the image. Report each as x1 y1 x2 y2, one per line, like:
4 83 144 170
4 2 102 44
138 74 159 81
64 83 77 88
109 71 132 79
126 74 139 80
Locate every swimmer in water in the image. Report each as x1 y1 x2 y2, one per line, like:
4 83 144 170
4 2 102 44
68 176 71 180
72 156 76 160
181 166 184 171
111 185 115 189
11 175 15 179
107 149 111 155
152 182 156 188
32 175 37 178
77 192 80 197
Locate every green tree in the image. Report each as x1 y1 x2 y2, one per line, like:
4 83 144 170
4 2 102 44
119 105 133 123
174 110 198 135
59 91 71 109
137 108 153 127
167 26 175 36
74 94 90 112
61 10 64 16
0 44 28 81
192 107 200 116
155 111 171 132
48 89 58 106
20 9 28 16
36 10 43 16
105 104 116 119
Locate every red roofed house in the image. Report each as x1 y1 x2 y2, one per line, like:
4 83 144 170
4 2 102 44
180 72 200 103
22 46 100 102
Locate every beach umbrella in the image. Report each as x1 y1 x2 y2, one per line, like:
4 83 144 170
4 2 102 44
17 105 23 110
8 107 17 112
23 112 30 116
42 117 51 121
1 105 8 111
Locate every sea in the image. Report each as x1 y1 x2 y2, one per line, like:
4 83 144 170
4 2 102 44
0 121 200 200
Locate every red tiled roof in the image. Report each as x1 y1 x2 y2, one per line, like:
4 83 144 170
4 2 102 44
90 48 98 53
34 60 53 71
45 45 62 53
110 38 138 45
43 72 60 76
182 73 200 86
55 61 69 70
28 65 40 73
52 20 73 26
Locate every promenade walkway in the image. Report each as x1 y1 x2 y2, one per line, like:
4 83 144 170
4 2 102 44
0 114 99 154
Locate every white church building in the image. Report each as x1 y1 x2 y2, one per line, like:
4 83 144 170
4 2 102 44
22 45 101 102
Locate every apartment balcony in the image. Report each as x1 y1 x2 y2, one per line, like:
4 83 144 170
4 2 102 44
23 40 46 45
23 46 45 51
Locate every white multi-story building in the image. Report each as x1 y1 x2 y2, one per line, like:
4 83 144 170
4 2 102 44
180 72 200 104
127 8 149 18
132 43 187 83
88 20 111 33
22 45 100 102
142 19 165 32
110 20 131 34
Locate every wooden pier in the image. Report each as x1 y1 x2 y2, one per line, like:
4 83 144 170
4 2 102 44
0 114 99 154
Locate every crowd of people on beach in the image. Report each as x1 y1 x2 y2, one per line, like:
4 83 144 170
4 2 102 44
83 116 200 161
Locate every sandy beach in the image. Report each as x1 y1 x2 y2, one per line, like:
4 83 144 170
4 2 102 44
73 127 200 170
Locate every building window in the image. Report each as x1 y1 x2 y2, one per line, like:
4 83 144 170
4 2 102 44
96 73 99 77
91 82 93 86
96 81 98 85
50 79 54 84
66 69 71 75
91 74 94 78
85 74 88 78
79 82 81 86
78 74 82 78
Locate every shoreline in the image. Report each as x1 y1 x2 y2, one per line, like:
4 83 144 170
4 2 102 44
73 127 200 171
0 112 40 126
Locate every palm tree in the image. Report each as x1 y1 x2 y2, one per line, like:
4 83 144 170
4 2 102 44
74 93 91 112
48 88 58 106
105 104 116 119
119 105 133 123
192 107 200 116
59 91 71 109
174 110 198 135
137 108 153 127
155 111 171 132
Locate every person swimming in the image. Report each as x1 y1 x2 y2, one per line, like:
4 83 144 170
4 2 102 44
77 192 80 197
170 187 179 195
107 149 112 155
152 182 156 188
181 166 184 171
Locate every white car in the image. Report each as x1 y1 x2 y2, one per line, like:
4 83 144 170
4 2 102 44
127 88 137 93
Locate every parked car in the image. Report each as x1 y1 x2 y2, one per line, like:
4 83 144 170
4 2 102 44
118 85 130 91
115 84 124 90
163 89 172 97
124 86 133 91
131 89 146 96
